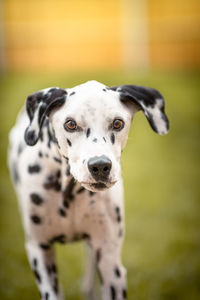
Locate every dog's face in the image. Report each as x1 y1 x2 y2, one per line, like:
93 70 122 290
51 81 136 191
25 80 169 192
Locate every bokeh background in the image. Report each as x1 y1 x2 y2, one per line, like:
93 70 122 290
0 0 200 299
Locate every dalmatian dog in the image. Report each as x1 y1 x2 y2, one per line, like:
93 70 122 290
8 80 169 300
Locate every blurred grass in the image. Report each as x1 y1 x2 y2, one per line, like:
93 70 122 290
0 69 200 299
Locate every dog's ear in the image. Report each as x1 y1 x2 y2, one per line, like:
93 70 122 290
24 87 67 146
110 85 169 135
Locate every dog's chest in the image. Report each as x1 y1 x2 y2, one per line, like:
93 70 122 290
26 172 108 243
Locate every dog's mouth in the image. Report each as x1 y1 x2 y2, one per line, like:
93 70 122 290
90 182 107 190
81 181 116 192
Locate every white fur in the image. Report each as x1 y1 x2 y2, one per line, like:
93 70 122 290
8 81 135 300
8 80 167 300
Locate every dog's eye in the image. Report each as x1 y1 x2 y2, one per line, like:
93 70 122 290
64 119 77 131
112 119 124 131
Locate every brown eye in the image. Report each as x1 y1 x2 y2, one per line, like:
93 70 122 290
64 119 77 131
112 119 124 131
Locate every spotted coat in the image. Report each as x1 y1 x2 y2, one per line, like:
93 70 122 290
8 80 169 300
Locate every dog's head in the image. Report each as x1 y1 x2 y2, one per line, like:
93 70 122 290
25 81 169 192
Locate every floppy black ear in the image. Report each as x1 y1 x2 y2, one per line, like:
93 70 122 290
24 87 67 146
110 85 169 135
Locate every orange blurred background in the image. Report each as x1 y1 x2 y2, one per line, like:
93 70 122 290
0 0 200 72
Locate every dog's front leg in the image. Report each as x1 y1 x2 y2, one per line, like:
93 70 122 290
82 244 99 300
89 236 127 300
97 247 127 300
26 241 63 300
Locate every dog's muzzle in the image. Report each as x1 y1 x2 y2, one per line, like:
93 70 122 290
88 155 112 182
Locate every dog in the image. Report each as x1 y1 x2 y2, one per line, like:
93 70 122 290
8 80 169 300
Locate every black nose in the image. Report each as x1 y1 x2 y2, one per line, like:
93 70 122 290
88 155 112 181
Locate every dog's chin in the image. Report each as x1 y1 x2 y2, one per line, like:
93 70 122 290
81 181 116 192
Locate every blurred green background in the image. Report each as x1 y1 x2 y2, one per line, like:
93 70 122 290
0 0 200 299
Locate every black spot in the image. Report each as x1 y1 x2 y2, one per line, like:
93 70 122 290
93 138 97 143
69 91 76 96
31 215 41 224
44 292 49 300
30 193 44 205
25 129 37 145
63 155 69 162
39 130 44 142
77 186 85 194
43 180 61 191
46 120 55 149
89 191 95 196
28 164 41 174
12 162 20 183
58 208 67 217
63 200 69 209
52 129 58 145
82 233 91 239
66 165 71 176
55 138 61 149
122 289 127 299
18 143 23 155
34 269 41 283
53 285 58 295
86 128 91 138
102 88 107 92
38 151 43 157
51 264 57 273
110 285 116 300
33 258 38 268
73 233 82 241
118 228 123 237
51 128 60 148
62 177 76 207
56 170 61 178
53 157 62 164
40 243 50 250
67 138 72 147
53 277 58 294
110 133 115 144
96 248 102 264
46 265 52 275
115 206 121 222
114 266 121 278
50 234 67 244
117 214 121 222
103 137 106 143
43 172 61 192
